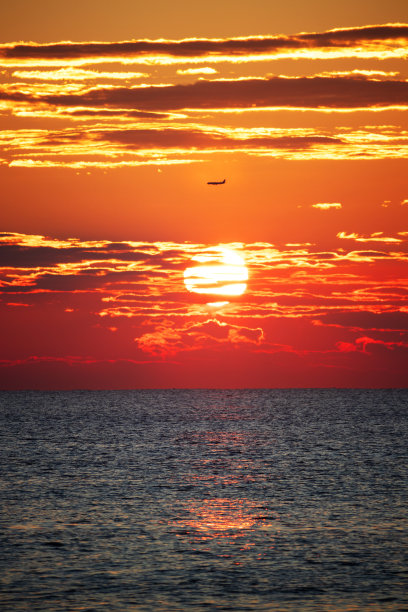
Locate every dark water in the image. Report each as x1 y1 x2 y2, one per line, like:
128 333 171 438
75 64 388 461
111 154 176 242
0 389 407 611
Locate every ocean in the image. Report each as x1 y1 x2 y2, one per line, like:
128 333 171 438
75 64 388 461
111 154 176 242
0 389 407 611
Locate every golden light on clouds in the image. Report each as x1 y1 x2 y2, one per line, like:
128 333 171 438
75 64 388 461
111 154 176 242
312 202 342 210
184 247 248 302
11 68 149 80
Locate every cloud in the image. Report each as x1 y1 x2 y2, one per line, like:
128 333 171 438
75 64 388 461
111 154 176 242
11 68 149 81
5 76 407 111
316 310 408 332
93 127 341 150
177 67 217 75
337 231 403 243
3 119 408 169
0 233 191 294
312 202 342 210
186 319 264 344
0 242 150 267
1 234 407 328
135 324 184 356
66 109 171 119
336 340 358 353
315 69 400 79
337 336 408 353
135 318 265 356
7 158 200 169
0 355 155 368
1 232 407 387
1 25 407 65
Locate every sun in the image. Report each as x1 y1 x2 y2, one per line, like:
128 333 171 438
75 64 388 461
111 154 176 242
184 246 248 303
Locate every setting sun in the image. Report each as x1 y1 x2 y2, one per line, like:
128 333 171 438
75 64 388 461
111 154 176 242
183 247 248 301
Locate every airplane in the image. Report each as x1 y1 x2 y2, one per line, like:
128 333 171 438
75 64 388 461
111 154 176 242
207 179 226 185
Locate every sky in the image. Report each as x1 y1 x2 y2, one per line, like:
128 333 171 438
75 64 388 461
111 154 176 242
0 0 407 389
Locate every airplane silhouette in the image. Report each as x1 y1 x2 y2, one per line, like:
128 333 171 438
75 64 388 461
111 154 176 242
207 179 226 185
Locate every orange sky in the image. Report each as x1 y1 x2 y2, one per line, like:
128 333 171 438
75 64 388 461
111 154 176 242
0 1 407 388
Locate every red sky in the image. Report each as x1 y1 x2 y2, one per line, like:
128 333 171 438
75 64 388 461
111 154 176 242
1 1 407 388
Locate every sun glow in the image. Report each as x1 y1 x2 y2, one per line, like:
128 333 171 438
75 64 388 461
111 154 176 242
184 247 248 302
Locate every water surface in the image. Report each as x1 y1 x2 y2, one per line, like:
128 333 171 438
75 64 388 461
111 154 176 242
1 389 407 611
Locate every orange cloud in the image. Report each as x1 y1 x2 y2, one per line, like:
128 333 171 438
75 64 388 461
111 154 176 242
135 318 265 357
337 231 403 243
177 67 217 75
2 123 407 168
12 67 149 80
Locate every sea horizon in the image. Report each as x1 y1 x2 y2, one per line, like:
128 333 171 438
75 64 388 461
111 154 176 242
2 386 407 391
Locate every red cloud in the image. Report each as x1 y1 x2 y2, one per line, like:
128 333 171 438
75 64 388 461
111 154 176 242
336 336 408 353
135 319 265 356
336 341 357 353
1 233 407 388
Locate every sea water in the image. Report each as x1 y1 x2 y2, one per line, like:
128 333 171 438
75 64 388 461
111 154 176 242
0 389 407 611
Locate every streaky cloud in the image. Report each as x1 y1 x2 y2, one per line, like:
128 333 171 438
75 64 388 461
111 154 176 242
1 24 407 63
4 76 407 111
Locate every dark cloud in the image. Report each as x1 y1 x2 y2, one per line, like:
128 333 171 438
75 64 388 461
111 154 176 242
0 237 194 295
34 270 163 291
318 310 408 331
301 24 408 44
0 244 150 267
0 90 30 102
0 269 167 293
68 109 169 119
93 128 341 150
1 25 407 60
350 251 392 257
30 77 408 111
306 252 339 260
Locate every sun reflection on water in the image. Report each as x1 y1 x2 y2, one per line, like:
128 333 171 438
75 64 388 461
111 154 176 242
186 499 257 533
172 497 278 560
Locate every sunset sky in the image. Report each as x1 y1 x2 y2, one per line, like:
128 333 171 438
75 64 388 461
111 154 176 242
1 0 407 388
